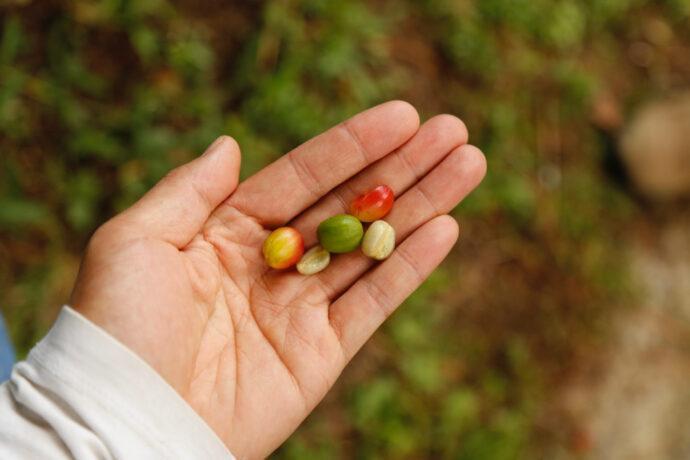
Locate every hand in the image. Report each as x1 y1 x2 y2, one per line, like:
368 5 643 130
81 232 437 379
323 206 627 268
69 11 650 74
70 101 486 459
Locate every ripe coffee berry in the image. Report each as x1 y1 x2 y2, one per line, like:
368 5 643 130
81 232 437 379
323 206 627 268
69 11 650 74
349 185 394 222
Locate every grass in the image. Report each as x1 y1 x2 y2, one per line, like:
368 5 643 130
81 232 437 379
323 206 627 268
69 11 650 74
1 0 689 457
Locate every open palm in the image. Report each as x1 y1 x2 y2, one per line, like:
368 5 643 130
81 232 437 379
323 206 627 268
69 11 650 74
70 101 486 459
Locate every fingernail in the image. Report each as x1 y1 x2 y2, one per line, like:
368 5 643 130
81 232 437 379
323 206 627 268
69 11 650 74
202 135 227 157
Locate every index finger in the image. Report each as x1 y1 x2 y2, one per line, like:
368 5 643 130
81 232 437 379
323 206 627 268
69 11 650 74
222 101 419 227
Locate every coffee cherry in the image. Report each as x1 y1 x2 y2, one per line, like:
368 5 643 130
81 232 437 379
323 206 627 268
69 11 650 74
262 227 304 269
317 214 363 253
349 185 394 222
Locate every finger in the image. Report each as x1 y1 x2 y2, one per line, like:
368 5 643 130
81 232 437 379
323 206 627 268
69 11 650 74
315 144 486 298
290 114 468 245
114 136 241 247
223 100 420 227
329 215 459 360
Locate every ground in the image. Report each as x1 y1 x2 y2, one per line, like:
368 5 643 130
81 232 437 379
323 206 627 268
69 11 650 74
557 209 690 459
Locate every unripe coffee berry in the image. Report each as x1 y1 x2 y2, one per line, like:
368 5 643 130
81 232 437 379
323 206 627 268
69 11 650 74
296 245 331 275
317 214 363 253
263 227 304 269
361 220 395 260
350 185 394 222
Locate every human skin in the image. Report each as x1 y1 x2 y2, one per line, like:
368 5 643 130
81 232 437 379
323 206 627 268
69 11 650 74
70 101 486 459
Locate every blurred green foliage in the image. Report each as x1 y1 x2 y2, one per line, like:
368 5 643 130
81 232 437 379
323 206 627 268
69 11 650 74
1 0 689 458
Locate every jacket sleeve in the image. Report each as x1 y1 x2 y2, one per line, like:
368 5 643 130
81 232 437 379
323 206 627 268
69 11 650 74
0 306 235 460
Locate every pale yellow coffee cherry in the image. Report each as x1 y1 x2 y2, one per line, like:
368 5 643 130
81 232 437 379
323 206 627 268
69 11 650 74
296 245 331 275
361 220 395 260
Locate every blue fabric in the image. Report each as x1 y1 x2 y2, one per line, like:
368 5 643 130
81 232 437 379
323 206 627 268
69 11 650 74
0 314 14 382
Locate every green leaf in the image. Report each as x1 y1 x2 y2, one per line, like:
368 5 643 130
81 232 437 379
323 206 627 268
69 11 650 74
0 15 24 66
0 198 51 229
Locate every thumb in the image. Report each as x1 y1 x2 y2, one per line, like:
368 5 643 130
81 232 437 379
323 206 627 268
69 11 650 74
116 136 241 247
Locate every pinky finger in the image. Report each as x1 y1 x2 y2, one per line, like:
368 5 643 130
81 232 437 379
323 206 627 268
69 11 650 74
329 215 459 361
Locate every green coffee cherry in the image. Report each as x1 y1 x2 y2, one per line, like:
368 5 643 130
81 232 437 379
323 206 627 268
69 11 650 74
317 214 363 253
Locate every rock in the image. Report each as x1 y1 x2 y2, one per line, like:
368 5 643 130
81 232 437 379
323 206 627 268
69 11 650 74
619 92 690 201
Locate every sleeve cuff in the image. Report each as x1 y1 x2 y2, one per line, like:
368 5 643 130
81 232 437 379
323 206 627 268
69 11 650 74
16 306 235 459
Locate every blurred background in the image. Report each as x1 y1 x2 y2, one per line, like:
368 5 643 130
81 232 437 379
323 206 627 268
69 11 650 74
1 0 690 458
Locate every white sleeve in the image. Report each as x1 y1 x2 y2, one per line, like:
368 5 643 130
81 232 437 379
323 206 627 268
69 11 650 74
0 306 235 460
